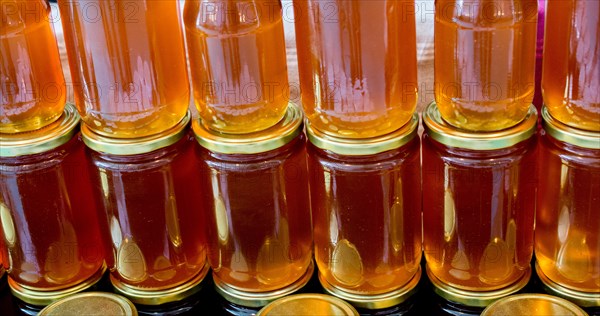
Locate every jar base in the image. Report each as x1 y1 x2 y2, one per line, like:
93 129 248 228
426 264 531 308
213 260 315 308
111 261 210 306
319 265 421 310
8 263 107 306
536 261 600 307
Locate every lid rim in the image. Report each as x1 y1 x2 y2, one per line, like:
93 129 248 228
257 293 359 316
542 106 600 150
481 293 588 315
423 102 538 150
38 292 137 316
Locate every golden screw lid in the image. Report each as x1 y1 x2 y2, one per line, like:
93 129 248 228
0 103 80 157
423 102 537 150
192 103 303 154
307 113 419 156
82 112 191 155
535 262 600 307
542 106 600 149
481 294 588 316
111 261 209 306
426 265 531 308
8 263 106 306
38 292 138 316
257 294 359 316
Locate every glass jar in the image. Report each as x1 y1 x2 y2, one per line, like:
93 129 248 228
58 0 189 138
184 0 289 134
1 0 66 133
535 107 600 307
293 0 418 138
193 104 313 308
0 104 106 306
82 113 209 305
422 102 537 307
306 114 421 309
434 0 538 131
542 0 599 132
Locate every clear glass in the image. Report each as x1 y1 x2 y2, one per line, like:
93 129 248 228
307 138 422 295
542 0 600 132
58 0 189 138
87 135 207 291
422 134 536 291
0 135 105 291
435 0 538 131
536 132 600 293
294 0 418 138
1 0 66 133
184 0 289 134
195 135 312 292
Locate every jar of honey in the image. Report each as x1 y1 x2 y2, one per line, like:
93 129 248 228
82 113 209 305
58 0 189 138
293 0 418 138
542 0 600 132
192 104 313 308
535 107 600 307
1 0 66 133
435 0 538 131
184 0 289 134
422 102 537 307
0 104 106 306
306 114 421 309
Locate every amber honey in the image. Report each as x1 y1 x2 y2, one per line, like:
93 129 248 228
1 0 66 133
307 128 422 306
435 0 537 131
294 0 418 138
422 103 537 305
184 0 289 134
84 131 208 298
542 0 600 132
58 0 189 138
536 111 600 295
0 107 105 303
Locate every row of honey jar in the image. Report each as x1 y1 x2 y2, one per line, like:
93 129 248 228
0 101 598 311
2 0 599 139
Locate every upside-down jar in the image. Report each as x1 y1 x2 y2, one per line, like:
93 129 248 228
82 113 209 306
422 102 538 307
0 104 106 306
193 104 313 308
1 0 66 133
306 114 422 310
58 0 189 138
535 107 600 307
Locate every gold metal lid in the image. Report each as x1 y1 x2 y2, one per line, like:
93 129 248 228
8 263 106 306
319 265 421 310
307 113 419 156
481 294 588 316
82 112 191 155
536 262 600 307
423 102 537 150
257 293 359 316
542 106 600 150
111 261 209 306
38 292 138 316
426 265 531 308
214 260 315 308
0 103 80 158
192 103 303 154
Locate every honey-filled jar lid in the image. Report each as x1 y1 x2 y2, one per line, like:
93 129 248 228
423 102 537 150
192 103 302 154
307 113 419 156
82 112 191 155
542 106 600 149
481 294 588 316
38 292 137 316
257 294 359 316
0 103 80 157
